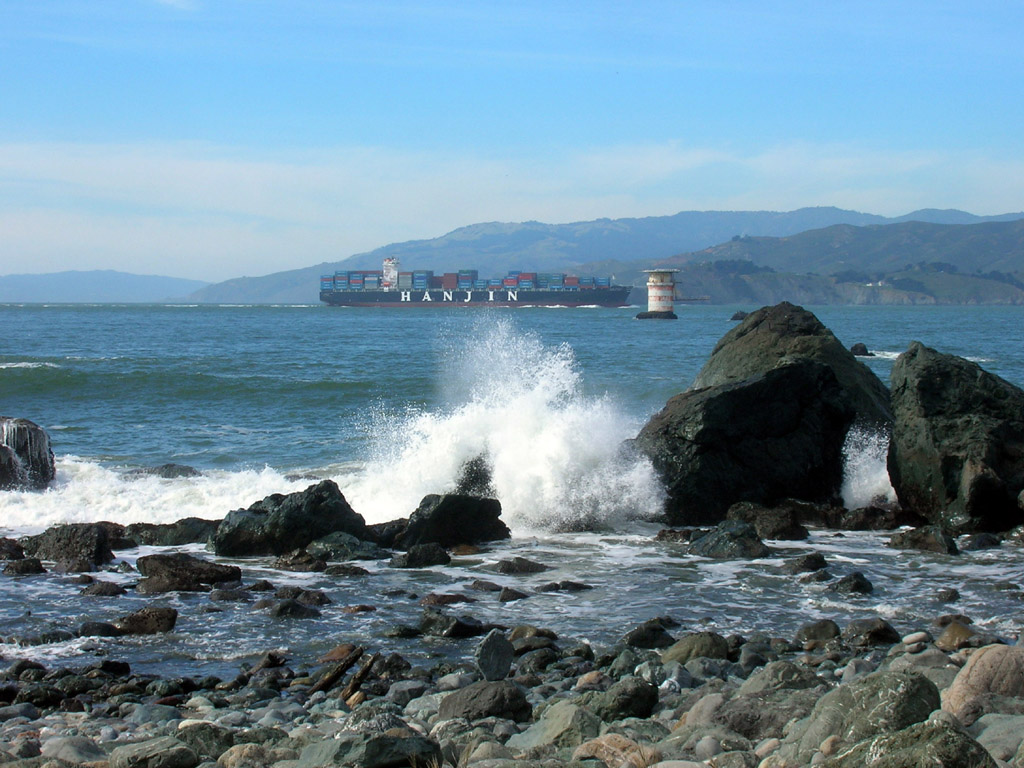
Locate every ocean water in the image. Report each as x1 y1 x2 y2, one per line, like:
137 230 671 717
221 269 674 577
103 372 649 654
1 302 1023 677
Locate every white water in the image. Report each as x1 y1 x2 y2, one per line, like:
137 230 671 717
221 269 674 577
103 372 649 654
840 424 897 509
0 458 307 536
342 319 666 531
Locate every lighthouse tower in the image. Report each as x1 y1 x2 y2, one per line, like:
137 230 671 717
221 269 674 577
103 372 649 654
636 269 679 319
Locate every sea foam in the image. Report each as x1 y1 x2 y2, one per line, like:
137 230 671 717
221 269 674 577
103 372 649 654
342 317 665 532
0 458 307 536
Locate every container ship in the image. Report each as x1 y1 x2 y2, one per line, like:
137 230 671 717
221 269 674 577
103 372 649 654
320 258 631 308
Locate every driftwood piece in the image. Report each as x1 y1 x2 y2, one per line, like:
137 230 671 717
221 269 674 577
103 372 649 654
308 646 364 695
339 652 380 701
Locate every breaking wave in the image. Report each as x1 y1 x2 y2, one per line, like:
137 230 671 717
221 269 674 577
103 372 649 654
841 424 897 509
342 318 665 532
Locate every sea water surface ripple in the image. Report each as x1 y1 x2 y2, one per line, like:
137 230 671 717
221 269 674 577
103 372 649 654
1 303 1023 676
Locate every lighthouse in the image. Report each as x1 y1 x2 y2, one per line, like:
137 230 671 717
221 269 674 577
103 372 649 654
636 269 679 319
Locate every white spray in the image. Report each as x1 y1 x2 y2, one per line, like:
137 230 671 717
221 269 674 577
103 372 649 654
342 318 666 531
840 424 897 509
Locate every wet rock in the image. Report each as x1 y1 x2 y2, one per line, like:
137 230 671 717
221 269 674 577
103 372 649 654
3 557 45 575
176 722 236 761
635 358 856 524
420 607 487 638
781 552 828 574
726 502 810 540
689 521 771 559
211 479 369 556
475 629 514 682
126 464 203 482
738 660 825 695
831 571 873 594
298 728 441 768
795 619 841 645
590 676 659 721
79 620 124 637
135 552 241 594
395 493 509 549
622 619 676 649
307 530 386 561
21 523 115 566
850 342 874 357
109 735 199 768
888 341 1024 533
389 542 450 568
0 537 25 560
436 679 532 722
935 621 979 652
493 556 551 574
506 699 601 751
693 303 893 424
267 599 321 619
0 417 55 490
780 669 940 765
116 605 178 634
41 735 108 764
662 631 730 665
842 617 900 648
125 518 220 547
943 644 1024 724
272 549 326 572
888 525 959 555
818 719 996 768
323 563 370 577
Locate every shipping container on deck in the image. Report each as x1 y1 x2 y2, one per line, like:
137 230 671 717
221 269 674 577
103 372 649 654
398 273 413 289
519 280 535 288
502 278 518 287
430 276 444 289
595 277 611 286
442 273 458 290
458 269 479 280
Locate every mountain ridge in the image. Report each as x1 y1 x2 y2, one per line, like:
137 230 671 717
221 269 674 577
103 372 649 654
185 207 1024 304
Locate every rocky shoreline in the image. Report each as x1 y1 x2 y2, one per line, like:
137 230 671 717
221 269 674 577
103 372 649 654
4 300 1024 766
1 575 1022 768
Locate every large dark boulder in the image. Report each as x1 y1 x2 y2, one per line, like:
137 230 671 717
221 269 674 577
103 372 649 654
634 359 855 524
21 524 115 567
0 418 55 491
211 480 369 556
888 341 1024 533
136 553 241 594
394 494 510 550
691 303 893 425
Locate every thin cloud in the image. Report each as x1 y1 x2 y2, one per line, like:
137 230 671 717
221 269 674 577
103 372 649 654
1 140 1021 281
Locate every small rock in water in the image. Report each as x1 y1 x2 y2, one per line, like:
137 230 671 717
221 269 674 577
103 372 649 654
389 543 451 568
493 556 551 574
831 571 873 594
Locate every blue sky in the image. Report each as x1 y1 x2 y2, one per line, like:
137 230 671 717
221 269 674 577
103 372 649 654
2 1 1023 281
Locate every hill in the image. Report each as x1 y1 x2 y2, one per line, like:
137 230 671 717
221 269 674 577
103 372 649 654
186 207 1024 304
0 271 209 303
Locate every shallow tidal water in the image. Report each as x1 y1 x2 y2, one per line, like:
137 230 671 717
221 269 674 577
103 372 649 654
1 302 1023 677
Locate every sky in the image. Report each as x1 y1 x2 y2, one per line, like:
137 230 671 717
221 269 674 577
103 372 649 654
2 1 1023 282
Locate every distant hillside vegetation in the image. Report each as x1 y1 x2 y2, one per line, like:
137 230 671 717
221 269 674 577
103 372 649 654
0 270 209 303
185 207 1024 304
641 218 1024 305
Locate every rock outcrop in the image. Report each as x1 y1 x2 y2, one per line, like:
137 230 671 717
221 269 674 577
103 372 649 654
136 552 241 594
634 359 855 523
394 494 510 550
0 417 55 491
211 480 369 556
888 341 1024 533
21 524 115 568
691 302 893 425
